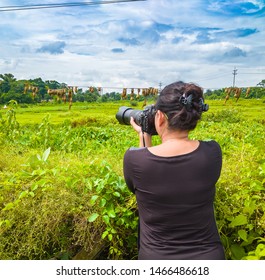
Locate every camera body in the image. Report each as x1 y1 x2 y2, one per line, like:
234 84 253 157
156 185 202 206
116 105 157 135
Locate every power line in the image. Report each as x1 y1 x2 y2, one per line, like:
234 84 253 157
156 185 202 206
0 0 146 12
240 73 265 74
197 72 231 82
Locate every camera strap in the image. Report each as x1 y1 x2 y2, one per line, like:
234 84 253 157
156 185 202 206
142 130 146 147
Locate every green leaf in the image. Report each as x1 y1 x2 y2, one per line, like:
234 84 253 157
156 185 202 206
238 229 248 242
29 191 35 197
90 195 99 205
243 199 256 215
0 220 11 228
245 256 259 260
99 198 106 207
102 215 110 224
3 202 14 211
117 218 125 226
255 244 265 257
108 234 113 241
231 244 246 260
88 213 99 223
107 209 116 218
113 192 121 197
19 190 28 199
102 230 108 239
42 147 51 162
229 214 248 227
31 184 39 191
106 203 115 213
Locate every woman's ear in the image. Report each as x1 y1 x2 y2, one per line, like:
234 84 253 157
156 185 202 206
156 110 167 127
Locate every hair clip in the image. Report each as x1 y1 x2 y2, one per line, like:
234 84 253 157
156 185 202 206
199 98 209 112
179 94 193 111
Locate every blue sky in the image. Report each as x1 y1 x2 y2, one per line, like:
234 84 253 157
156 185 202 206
0 0 265 92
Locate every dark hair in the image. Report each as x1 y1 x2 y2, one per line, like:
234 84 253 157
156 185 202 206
155 81 205 131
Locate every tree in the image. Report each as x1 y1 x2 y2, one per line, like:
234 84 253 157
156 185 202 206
0 73 16 93
45 80 62 89
257 80 265 88
108 91 121 101
29 77 46 99
0 75 34 104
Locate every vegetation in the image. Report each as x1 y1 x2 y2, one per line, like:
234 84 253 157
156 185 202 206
0 73 146 104
1 73 265 106
205 86 265 100
0 78 265 260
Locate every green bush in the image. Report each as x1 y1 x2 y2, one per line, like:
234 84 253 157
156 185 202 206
0 101 264 259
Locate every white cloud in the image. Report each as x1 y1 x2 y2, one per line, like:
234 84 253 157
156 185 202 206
0 0 264 90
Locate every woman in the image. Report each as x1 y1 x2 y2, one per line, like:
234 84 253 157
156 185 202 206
123 81 225 260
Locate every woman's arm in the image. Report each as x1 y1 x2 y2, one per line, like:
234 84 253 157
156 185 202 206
130 117 152 147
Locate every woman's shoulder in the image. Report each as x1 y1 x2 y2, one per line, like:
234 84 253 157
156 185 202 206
128 147 146 151
124 147 147 166
200 139 220 146
200 140 222 153
124 147 147 157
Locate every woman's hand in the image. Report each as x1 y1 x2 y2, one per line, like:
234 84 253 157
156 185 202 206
130 117 142 134
130 117 152 147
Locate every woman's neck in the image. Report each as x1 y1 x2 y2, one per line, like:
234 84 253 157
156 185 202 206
161 130 189 143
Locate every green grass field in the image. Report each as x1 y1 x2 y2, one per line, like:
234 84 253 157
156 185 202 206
0 98 264 260
7 98 265 126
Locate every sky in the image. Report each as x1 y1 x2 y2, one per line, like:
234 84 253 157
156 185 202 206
0 0 265 93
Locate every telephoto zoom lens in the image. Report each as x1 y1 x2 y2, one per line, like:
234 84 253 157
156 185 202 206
115 106 142 125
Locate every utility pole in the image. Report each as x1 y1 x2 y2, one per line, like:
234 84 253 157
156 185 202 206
159 82 162 94
232 67 238 87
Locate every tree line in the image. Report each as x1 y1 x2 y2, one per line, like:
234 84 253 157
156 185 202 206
0 73 123 104
204 83 265 100
0 73 264 105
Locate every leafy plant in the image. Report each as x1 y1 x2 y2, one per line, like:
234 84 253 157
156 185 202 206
0 108 20 142
0 100 264 259
87 162 138 259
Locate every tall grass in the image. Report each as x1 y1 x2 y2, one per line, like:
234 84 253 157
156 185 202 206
0 99 264 259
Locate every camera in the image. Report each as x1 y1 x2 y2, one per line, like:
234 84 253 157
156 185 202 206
116 105 157 135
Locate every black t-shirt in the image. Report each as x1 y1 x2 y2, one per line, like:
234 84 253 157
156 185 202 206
123 140 225 260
